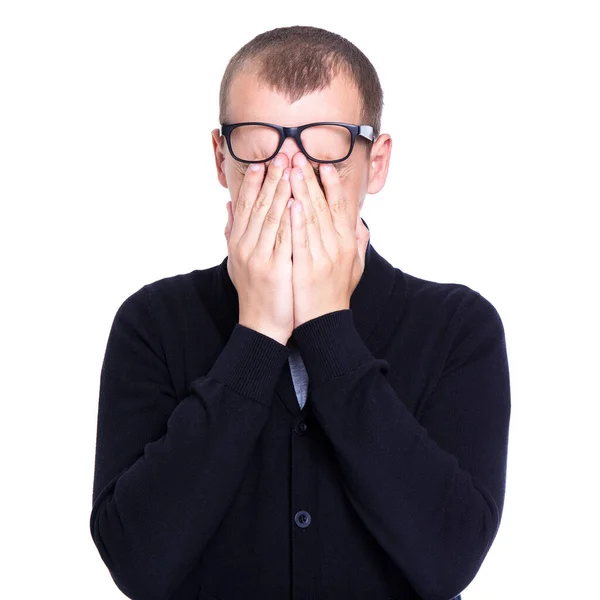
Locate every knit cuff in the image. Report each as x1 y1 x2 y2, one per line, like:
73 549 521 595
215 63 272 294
291 309 374 388
208 324 291 405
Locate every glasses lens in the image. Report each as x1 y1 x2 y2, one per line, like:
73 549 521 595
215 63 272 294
301 125 351 161
230 125 280 162
229 124 353 162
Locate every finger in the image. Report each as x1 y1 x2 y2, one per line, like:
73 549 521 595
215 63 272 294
231 153 289 248
289 164 325 259
319 163 354 238
244 154 291 250
255 167 293 257
291 198 312 263
292 153 336 252
228 162 264 246
273 194 294 259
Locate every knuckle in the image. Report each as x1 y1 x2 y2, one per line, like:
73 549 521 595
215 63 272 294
304 213 318 228
247 253 261 271
250 258 268 278
312 192 328 212
253 192 269 212
264 210 280 226
236 243 251 263
275 226 286 246
333 199 348 213
236 196 249 212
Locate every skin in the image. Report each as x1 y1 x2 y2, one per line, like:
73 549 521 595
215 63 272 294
211 67 393 230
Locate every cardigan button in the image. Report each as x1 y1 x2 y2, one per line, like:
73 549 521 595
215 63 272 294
294 510 312 528
294 421 308 435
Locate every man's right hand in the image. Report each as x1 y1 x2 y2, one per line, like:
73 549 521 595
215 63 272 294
224 153 294 346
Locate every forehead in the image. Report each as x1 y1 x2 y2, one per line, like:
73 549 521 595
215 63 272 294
227 69 362 126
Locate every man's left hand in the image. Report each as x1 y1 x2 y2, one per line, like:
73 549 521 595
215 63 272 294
289 152 370 329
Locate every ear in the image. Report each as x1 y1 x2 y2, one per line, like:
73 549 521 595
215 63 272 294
367 134 392 195
211 128 228 189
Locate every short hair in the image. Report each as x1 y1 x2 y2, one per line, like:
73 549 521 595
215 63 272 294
218 25 384 155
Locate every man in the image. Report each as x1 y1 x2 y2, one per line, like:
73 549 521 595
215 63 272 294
90 25 511 600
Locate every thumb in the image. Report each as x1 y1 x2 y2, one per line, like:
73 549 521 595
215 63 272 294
224 201 233 242
356 215 370 260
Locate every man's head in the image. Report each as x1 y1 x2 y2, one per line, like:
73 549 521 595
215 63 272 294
211 25 392 229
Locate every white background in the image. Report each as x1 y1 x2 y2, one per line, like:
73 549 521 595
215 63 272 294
1 1 598 598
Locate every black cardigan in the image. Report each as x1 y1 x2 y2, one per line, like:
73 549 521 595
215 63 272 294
90 225 511 600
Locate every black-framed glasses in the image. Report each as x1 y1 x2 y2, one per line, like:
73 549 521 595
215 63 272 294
220 121 375 164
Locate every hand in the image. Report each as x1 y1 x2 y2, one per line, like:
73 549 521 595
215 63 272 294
288 153 371 329
224 154 294 345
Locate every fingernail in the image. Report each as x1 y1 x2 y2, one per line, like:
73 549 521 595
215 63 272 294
282 168 290 181
250 164 260 171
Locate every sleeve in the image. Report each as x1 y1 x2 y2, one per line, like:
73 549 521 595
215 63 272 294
290 294 511 600
89 284 291 600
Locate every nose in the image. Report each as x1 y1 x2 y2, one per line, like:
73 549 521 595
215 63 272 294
278 136 303 165
269 136 322 170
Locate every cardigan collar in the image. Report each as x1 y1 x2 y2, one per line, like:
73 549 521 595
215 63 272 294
214 217 400 351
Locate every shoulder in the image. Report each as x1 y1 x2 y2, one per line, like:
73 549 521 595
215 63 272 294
395 270 508 383
144 269 202 299
112 266 214 328
400 269 505 338
143 266 218 315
